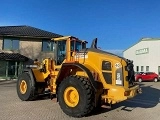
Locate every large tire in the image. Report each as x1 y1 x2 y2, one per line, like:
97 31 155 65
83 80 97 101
57 76 94 117
17 72 36 101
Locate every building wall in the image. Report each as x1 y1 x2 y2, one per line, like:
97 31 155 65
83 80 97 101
20 38 55 64
0 37 55 64
20 38 42 59
0 37 55 79
123 39 160 74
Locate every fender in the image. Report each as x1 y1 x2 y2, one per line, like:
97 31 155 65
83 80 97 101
56 63 97 91
22 68 36 87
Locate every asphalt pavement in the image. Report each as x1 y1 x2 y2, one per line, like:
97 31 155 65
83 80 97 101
0 80 160 120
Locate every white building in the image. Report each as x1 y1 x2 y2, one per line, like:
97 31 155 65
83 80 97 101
123 38 160 75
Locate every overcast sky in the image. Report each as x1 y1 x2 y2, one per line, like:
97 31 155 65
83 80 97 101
1 0 160 53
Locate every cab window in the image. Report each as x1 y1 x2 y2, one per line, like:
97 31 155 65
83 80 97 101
71 41 82 51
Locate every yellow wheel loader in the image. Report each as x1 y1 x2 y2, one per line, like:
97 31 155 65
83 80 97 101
17 36 141 117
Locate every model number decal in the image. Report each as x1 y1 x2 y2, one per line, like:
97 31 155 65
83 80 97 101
75 52 88 59
115 63 121 68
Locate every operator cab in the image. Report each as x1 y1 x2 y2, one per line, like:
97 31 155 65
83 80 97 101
52 36 87 65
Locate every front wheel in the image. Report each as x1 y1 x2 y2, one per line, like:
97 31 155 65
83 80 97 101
154 78 158 82
57 76 94 117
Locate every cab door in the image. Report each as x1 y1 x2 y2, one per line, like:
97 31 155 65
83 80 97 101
54 40 66 65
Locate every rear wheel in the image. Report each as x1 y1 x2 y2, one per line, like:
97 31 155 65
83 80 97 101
138 78 142 82
17 72 36 101
58 76 94 117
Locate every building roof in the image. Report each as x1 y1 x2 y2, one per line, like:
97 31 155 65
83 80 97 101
123 37 160 52
0 25 63 39
141 38 160 41
0 53 28 61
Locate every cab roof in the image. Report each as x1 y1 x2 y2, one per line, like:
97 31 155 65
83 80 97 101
51 36 88 43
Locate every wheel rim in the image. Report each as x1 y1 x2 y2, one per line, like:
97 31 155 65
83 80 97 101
139 78 142 82
154 78 158 82
20 80 27 94
64 86 79 107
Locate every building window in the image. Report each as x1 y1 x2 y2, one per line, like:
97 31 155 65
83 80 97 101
141 66 144 71
158 66 160 75
42 40 54 51
0 61 6 77
136 66 139 72
146 66 149 72
0 61 23 79
3 38 19 50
